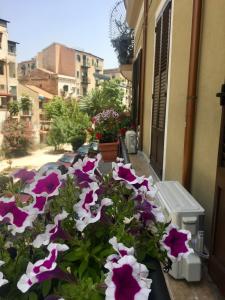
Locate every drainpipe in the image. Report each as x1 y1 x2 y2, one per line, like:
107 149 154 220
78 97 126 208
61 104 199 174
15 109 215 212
182 0 202 190
139 0 149 150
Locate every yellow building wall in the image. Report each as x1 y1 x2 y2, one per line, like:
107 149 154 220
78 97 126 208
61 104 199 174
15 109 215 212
18 84 40 144
164 0 192 180
191 0 225 244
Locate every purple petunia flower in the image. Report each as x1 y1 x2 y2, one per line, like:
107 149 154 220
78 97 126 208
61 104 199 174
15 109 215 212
0 261 8 287
70 154 101 174
11 168 36 184
33 211 69 248
105 255 151 300
160 224 193 261
106 237 135 264
17 243 69 293
24 170 63 198
132 176 157 198
136 200 164 225
112 162 141 185
73 182 99 217
0 196 36 235
75 198 113 232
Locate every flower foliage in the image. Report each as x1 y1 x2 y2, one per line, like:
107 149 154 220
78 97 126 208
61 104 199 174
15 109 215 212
93 109 120 143
0 155 193 299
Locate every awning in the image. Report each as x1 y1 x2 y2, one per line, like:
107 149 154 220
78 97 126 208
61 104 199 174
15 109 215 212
0 92 11 97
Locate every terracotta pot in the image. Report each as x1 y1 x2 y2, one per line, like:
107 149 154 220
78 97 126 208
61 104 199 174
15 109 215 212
99 141 119 162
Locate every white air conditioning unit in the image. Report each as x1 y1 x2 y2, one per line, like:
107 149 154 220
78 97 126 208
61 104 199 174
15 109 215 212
155 181 205 282
125 130 137 154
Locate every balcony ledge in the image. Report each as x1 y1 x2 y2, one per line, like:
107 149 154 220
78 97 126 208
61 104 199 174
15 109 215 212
119 64 132 81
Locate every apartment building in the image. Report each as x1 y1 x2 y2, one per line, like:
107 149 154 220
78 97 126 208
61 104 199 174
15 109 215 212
103 68 132 108
124 0 225 294
0 18 19 143
18 43 104 98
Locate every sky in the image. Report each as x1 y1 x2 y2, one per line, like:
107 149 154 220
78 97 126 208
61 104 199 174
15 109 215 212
0 0 119 69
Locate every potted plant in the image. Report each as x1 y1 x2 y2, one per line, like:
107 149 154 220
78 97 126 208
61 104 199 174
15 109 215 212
20 95 32 115
0 156 193 299
93 109 120 161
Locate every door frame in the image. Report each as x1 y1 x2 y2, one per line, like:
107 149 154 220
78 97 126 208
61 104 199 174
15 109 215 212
209 104 225 296
149 0 174 179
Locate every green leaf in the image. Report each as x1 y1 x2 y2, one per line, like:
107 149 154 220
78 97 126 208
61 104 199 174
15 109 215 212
42 280 52 297
64 249 84 261
78 259 88 278
28 292 38 300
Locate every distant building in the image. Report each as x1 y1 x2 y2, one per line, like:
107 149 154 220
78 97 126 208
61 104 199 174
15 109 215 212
0 18 19 144
18 83 53 144
18 43 104 98
103 68 132 108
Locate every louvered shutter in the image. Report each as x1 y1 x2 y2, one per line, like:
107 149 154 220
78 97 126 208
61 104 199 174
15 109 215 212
132 50 142 125
150 1 171 178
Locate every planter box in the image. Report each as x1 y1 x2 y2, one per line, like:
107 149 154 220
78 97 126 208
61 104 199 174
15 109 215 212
99 141 119 162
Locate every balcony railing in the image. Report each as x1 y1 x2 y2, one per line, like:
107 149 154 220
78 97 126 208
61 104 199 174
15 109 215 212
81 76 91 84
40 120 52 131
81 61 90 68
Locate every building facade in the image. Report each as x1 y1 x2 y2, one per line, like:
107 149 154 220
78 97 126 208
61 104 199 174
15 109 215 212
124 0 225 295
18 43 104 98
0 18 19 144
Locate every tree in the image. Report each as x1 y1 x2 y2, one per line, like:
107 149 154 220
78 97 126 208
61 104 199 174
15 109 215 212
1 118 33 157
8 100 19 116
79 79 125 117
44 98 90 150
20 95 32 114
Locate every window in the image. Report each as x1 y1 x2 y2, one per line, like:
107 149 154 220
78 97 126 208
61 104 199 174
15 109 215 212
77 88 80 95
63 85 69 92
0 33 2 49
0 97 8 109
8 42 16 54
10 86 17 96
77 71 79 78
77 55 81 62
83 87 87 96
92 59 94 66
0 84 4 90
96 59 99 67
0 61 4 75
9 62 16 78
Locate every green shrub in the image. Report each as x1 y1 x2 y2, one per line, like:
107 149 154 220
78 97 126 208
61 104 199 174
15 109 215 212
1 118 34 157
79 79 125 117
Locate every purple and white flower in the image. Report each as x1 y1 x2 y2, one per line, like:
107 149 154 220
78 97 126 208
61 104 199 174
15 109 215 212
160 224 193 261
136 200 164 225
11 168 36 184
112 162 141 185
73 182 99 217
24 170 63 198
105 255 151 300
107 237 135 264
0 196 36 235
132 176 157 198
109 236 134 257
75 198 113 232
0 261 8 287
31 196 48 213
33 211 69 248
71 154 101 174
17 243 69 293
94 109 119 124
